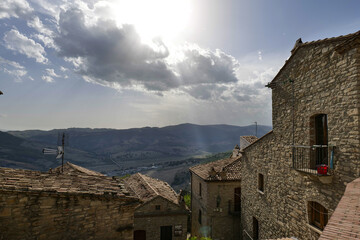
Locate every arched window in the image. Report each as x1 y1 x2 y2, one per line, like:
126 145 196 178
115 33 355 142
308 201 328 230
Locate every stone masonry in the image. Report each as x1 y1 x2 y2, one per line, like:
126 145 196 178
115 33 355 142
124 173 189 240
190 152 242 240
241 31 360 240
0 163 140 240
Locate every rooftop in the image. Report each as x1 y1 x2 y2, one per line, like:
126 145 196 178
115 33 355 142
124 173 179 205
0 162 135 199
189 156 241 181
319 177 360 240
241 135 258 144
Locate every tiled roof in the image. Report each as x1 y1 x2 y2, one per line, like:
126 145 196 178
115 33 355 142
52 162 104 176
241 136 258 144
189 156 241 181
124 173 179 205
0 163 135 198
319 177 360 240
268 30 360 87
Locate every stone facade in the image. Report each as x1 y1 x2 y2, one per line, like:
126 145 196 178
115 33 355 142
241 32 360 240
134 196 188 240
190 155 242 240
0 190 137 240
124 173 189 240
0 163 140 240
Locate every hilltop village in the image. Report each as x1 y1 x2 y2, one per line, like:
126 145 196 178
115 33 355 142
1 31 360 240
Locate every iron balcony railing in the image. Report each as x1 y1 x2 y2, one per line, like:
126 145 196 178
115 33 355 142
292 145 335 175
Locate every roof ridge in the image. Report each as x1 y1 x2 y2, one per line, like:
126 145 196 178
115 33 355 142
138 173 159 196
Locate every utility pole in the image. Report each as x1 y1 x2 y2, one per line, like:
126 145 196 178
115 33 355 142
254 121 258 137
61 132 65 173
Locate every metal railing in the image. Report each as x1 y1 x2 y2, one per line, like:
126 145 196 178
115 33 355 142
243 230 253 240
292 145 335 175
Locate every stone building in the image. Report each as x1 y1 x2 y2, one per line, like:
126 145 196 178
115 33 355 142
0 162 140 240
241 31 360 239
189 151 242 240
124 173 189 240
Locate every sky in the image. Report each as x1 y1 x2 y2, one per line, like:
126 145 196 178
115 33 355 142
0 0 360 130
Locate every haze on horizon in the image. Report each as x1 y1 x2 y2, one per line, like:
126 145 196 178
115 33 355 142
0 0 360 130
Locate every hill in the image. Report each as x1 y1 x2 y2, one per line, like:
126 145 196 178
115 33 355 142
3 123 271 180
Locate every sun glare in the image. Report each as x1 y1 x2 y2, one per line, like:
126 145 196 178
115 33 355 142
111 0 192 44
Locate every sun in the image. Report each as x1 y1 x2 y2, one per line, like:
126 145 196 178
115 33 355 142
111 0 192 44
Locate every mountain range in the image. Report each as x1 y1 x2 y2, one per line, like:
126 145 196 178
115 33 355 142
1 123 271 178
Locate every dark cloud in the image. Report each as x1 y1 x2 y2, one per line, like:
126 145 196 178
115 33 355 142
54 8 243 97
177 47 239 85
55 8 179 91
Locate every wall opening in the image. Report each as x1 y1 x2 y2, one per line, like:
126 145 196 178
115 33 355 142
308 201 328 230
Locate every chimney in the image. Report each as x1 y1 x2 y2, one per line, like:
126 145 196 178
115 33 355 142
291 38 303 54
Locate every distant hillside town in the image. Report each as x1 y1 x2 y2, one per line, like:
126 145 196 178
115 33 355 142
1 31 360 240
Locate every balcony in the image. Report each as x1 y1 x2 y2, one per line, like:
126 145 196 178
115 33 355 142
292 145 335 183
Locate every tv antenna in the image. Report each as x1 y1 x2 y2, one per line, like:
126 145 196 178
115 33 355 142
42 132 68 173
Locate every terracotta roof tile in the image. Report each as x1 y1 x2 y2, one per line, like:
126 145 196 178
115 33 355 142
124 173 179 205
241 136 258 144
0 163 135 198
319 177 360 240
189 156 241 181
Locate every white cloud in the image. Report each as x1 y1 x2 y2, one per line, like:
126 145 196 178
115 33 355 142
27 16 53 36
0 56 27 81
3 29 48 64
41 75 54 82
0 0 33 19
33 33 57 50
45 68 60 78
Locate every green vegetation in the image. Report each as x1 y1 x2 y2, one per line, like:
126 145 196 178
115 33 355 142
188 237 212 240
184 194 191 208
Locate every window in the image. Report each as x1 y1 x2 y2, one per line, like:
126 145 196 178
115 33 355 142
155 205 161 210
308 201 328 230
234 187 241 212
253 217 259 240
198 210 202 224
199 182 202 197
258 174 264 192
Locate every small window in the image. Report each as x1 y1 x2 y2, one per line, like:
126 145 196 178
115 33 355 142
253 217 259 240
155 205 161 210
258 174 264 192
308 201 328 230
199 182 202 197
198 210 202 224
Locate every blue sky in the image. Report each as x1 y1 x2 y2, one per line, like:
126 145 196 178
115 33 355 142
0 0 360 130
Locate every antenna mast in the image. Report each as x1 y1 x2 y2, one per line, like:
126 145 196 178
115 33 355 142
254 121 258 137
61 132 65 173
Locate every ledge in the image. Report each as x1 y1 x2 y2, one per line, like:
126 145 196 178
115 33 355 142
307 223 323 235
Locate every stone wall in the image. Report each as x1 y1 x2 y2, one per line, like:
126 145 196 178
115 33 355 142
0 190 138 240
134 196 188 240
191 173 241 240
241 38 360 239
